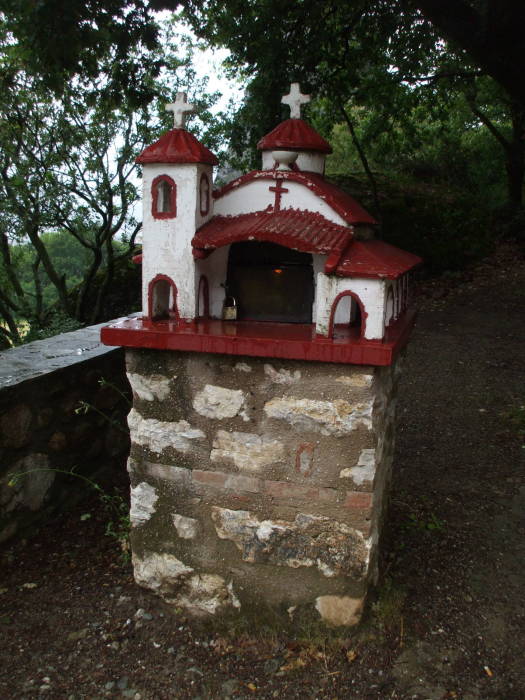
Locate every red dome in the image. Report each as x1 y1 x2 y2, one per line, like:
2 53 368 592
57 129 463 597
137 129 219 165
257 119 332 154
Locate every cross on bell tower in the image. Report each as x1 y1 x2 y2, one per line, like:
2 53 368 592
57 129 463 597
165 92 196 129
281 82 311 119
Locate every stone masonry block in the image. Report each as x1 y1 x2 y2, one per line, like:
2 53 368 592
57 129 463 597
125 349 400 627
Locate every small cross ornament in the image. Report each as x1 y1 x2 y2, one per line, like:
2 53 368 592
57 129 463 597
281 82 311 119
165 92 196 129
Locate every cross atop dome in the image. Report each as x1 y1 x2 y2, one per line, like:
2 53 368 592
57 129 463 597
165 92 196 129
281 82 311 119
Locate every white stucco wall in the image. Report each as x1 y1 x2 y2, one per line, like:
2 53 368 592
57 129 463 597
196 245 231 318
214 179 348 228
315 275 386 340
141 163 213 319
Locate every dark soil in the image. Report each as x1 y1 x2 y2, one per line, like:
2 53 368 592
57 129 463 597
1 243 524 700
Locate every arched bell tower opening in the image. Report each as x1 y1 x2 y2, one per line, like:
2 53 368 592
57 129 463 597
226 241 314 323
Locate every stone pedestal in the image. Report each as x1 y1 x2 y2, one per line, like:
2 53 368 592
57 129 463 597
126 349 401 626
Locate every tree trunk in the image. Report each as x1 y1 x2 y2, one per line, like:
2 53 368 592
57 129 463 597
338 101 382 224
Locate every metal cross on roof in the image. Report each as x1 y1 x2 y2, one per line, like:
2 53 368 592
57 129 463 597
281 82 311 119
165 92 196 129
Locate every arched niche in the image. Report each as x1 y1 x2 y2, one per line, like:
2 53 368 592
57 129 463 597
328 290 366 339
199 173 210 216
226 241 314 323
148 275 179 321
196 275 210 318
151 175 177 219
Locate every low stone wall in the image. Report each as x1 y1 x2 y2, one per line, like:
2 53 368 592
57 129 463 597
126 349 402 627
0 322 132 543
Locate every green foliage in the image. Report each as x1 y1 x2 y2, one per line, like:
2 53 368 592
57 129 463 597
75 378 131 435
370 578 406 633
181 0 524 270
22 312 83 344
329 173 494 272
0 15 224 345
7 466 131 559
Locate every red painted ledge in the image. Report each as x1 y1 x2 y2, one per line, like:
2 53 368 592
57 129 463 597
101 310 416 366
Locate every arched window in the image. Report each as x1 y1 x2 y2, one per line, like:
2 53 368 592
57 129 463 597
148 275 179 321
328 291 365 339
151 175 176 219
199 173 210 216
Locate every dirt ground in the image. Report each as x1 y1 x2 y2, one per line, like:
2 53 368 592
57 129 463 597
1 243 524 700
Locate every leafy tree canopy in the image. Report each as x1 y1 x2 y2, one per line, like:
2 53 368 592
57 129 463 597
4 1 525 108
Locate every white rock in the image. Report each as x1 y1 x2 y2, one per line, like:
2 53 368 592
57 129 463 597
335 373 374 387
234 362 252 373
127 408 205 453
339 448 377 484
193 384 247 420
130 482 158 526
211 507 367 577
1 454 53 514
263 364 301 384
172 513 200 539
315 595 364 627
173 574 240 615
133 552 194 594
264 397 372 435
127 372 171 401
211 430 285 471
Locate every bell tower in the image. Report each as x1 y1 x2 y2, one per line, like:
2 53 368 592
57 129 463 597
136 92 218 321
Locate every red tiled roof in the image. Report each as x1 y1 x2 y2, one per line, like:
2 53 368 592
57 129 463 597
257 119 332 153
192 208 352 268
136 129 219 165
193 210 420 279
336 240 422 279
213 170 377 226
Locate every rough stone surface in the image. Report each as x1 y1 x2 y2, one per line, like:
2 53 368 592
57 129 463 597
133 552 194 596
0 454 53 513
48 431 67 452
193 384 247 420
174 574 241 615
0 403 32 448
0 317 136 390
126 350 400 624
0 326 131 543
296 443 315 476
212 507 369 579
340 448 377 485
315 594 364 626
128 409 204 453
211 430 285 471
264 397 372 436
263 364 301 384
172 513 200 539
133 552 239 615
130 482 158 527
335 374 373 388
127 372 171 401
234 362 251 373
